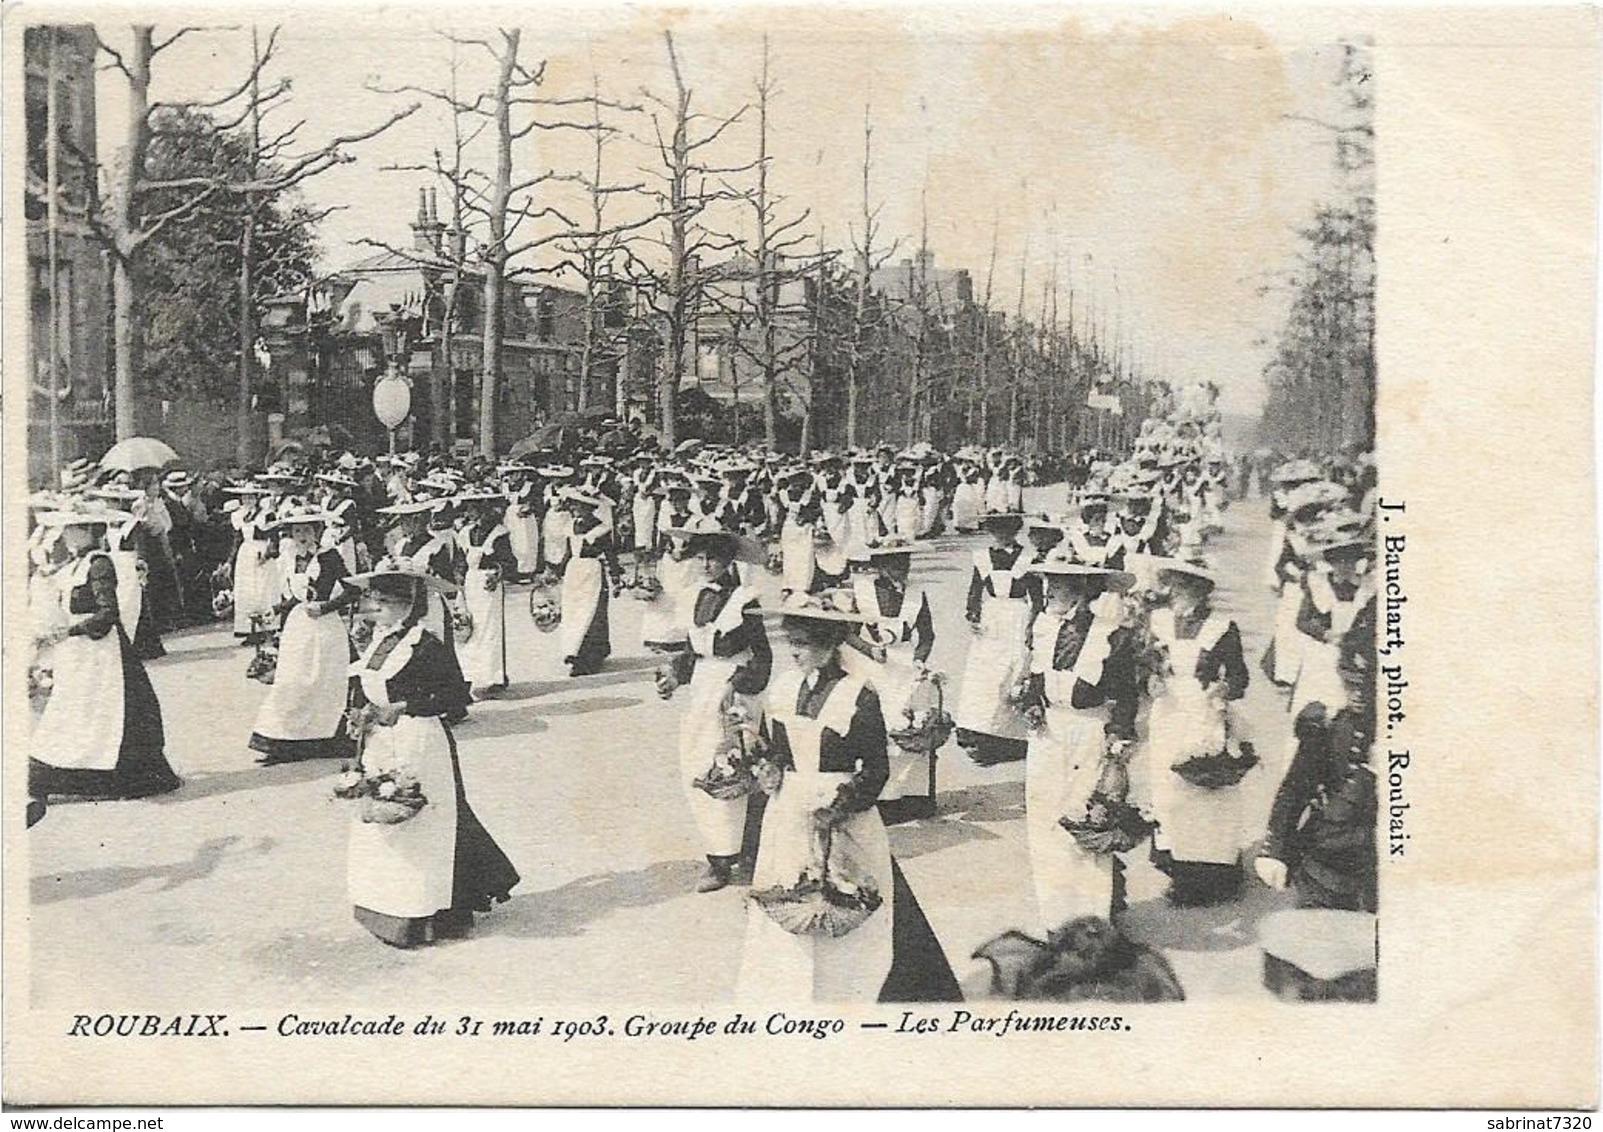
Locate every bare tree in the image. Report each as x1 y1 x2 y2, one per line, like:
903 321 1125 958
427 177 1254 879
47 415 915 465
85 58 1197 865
843 101 901 448
636 29 754 447
89 25 413 444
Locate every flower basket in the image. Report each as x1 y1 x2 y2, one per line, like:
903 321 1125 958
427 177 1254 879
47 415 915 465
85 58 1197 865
333 762 428 824
750 827 883 938
358 794 428 824
1171 744 1259 790
528 584 561 633
764 549 784 575
28 665 53 707
1058 792 1154 855
211 588 234 621
693 749 756 800
629 575 664 601
246 639 279 684
451 602 475 644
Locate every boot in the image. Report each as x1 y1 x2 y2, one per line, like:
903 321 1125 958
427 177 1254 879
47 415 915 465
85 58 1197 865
697 855 736 893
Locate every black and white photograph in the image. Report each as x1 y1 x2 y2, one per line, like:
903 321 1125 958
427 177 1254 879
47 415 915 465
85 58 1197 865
3 2 1596 1111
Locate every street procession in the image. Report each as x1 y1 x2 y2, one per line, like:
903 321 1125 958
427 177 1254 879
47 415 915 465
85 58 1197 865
19 21 1378 1010
25 399 1379 1003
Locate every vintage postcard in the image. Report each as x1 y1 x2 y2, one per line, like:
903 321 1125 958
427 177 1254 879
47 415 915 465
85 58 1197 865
2 1 1597 1109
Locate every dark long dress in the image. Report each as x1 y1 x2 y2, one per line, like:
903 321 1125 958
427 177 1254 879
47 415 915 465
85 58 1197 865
349 627 520 947
29 553 181 800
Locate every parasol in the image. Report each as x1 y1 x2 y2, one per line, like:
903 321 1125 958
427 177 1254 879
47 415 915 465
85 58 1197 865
100 437 179 472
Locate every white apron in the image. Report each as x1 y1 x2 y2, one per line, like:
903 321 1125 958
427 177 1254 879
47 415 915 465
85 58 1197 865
894 494 922 540
984 476 1010 514
458 527 508 688
1147 609 1245 864
919 485 943 536
558 531 606 660
640 553 693 648
1008 479 1025 511
403 534 456 644
952 482 982 530
738 670 894 1002
821 493 851 548
845 499 877 561
1026 609 1120 932
678 583 760 857
506 497 541 576
955 550 1033 740
1270 580 1307 688
251 555 351 743
108 523 144 641
32 554 126 771
848 576 930 801
1290 577 1371 715
232 511 278 635
346 626 460 918
779 511 817 594
542 502 574 566
632 491 659 553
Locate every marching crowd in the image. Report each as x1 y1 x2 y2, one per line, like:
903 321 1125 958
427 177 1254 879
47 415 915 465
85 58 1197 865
26 400 1378 1003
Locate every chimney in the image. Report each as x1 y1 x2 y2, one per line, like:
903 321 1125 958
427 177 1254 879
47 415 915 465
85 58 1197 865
411 186 443 257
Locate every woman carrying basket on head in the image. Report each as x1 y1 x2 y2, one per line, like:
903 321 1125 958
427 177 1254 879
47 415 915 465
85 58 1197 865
737 592 960 1004
342 561 519 949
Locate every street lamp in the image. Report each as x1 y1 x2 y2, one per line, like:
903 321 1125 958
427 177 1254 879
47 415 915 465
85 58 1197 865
372 311 413 454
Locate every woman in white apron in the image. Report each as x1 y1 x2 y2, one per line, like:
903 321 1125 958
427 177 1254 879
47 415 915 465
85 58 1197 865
503 471 543 581
29 507 181 801
227 485 278 639
553 490 619 677
641 485 695 652
737 597 961 1003
845 545 938 822
951 464 984 532
656 523 772 893
383 499 471 724
1020 557 1140 933
1290 544 1373 717
1144 559 1253 906
893 472 923 541
344 566 519 948
455 496 515 697
540 468 576 569
249 508 360 764
955 513 1038 765
778 478 819 596
629 464 661 586
917 465 946 537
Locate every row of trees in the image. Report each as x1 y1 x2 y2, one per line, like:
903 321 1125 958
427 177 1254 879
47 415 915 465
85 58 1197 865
1258 41 1376 456
33 22 1162 460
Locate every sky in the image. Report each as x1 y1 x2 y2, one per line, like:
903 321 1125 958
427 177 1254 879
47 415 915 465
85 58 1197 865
85 5 1365 416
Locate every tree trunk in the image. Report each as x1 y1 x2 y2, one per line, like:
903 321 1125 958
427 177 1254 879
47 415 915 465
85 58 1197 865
478 31 518 457
110 27 155 441
236 202 256 463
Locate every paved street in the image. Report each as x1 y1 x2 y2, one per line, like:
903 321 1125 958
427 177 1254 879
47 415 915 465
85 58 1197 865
26 485 1298 1008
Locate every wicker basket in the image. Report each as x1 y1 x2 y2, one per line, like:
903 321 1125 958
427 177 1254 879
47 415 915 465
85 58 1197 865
358 794 427 825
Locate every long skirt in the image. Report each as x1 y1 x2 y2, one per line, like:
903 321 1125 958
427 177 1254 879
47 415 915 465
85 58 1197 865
30 628 179 800
507 508 541 577
1265 584 1305 688
1027 704 1118 933
952 483 982 532
737 771 959 1003
678 660 750 859
640 557 692 651
779 519 816 595
955 598 1032 762
348 715 519 947
233 540 278 637
249 604 354 761
419 594 473 714
457 571 508 691
560 557 611 676
894 496 922 540
1147 691 1247 904
919 486 944 537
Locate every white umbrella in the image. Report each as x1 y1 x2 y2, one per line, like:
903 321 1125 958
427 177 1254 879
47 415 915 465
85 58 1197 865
100 437 179 472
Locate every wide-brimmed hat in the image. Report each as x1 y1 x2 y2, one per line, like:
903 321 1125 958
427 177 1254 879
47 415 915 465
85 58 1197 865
557 486 609 510
36 505 136 528
1148 556 1216 589
1028 548 1135 586
377 497 443 517
979 510 1029 524
1270 458 1323 486
265 505 339 529
315 471 359 489
163 470 195 491
659 515 766 565
343 558 459 596
777 589 873 625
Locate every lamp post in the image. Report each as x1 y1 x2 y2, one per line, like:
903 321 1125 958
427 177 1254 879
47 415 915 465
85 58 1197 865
373 314 412 454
